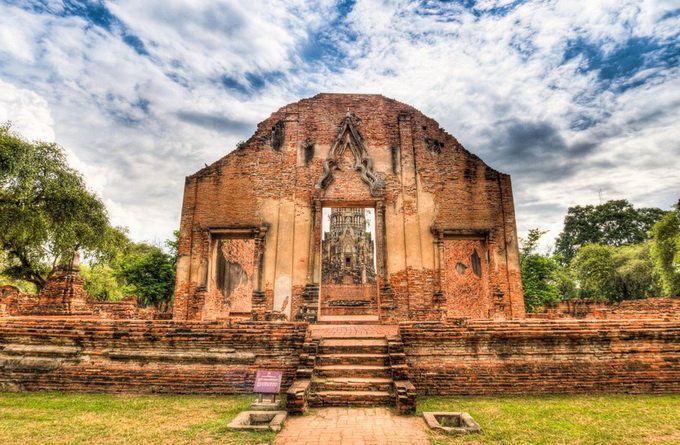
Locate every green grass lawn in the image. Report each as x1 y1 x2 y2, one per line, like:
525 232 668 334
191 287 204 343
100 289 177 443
0 392 276 445
419 394 680 445
0 392 678 445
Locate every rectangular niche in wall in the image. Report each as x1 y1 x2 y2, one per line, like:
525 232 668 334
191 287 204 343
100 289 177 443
442 239 490 319
214 238 255 314
320 207 378 316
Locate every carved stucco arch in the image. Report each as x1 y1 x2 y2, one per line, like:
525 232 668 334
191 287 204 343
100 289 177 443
315 112 385 197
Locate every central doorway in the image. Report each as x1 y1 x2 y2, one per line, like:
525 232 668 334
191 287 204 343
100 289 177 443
318 206 379 321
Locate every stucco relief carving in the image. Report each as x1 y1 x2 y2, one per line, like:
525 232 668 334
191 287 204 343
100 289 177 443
315 112 384 197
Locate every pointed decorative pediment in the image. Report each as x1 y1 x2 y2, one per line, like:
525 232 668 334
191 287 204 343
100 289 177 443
315 112 384 197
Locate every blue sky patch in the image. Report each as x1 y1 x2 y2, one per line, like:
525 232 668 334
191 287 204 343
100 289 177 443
221 75 249 95
420 0 529 19
299 0 359 72
563 35 680 93
220 71 285 97
122 34 148 56
11 0 150 57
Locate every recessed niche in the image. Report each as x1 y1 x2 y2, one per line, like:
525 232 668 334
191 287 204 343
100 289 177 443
422 411 482 435
227 410 287 431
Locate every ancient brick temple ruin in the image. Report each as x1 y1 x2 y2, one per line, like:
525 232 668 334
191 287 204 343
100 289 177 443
0 94 678 413
173 93 524 323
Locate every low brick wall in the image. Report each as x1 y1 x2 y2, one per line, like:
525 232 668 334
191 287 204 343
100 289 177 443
529 297 680 320
400 319 680 395
1 294 169 320
3 317 678 397
0 318 308 394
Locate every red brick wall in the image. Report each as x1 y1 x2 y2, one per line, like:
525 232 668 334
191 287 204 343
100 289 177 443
320 283 377 316
608 297 680 318
0 318 307 394
387 268 441 321
202 239 256 318
3 317 676 396
0 281 165 320
400 319 680 395
529 297 680 320
224 241 255 314
442 240 491 318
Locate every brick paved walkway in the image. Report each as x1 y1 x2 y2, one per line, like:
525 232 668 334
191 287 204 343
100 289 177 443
274 408 429 445
309 324 399 338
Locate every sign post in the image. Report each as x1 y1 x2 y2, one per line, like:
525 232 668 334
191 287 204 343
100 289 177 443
252 370 283 409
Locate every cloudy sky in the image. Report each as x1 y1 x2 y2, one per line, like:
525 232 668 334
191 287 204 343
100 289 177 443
1 0 678 249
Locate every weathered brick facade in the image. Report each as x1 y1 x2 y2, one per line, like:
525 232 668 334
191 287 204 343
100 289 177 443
173 93 524 322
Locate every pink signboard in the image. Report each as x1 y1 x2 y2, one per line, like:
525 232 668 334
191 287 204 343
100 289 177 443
253 370 283 394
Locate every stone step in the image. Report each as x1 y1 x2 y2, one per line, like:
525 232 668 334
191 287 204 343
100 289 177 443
391 364 409 380
314 365 391 379
319 307 379 316
317 353 389 366
296 368 313 379
310 390 393 407
389 352 406 360
321 335 389 340
319 339 388 354
315 315 381 325
312 377 393 392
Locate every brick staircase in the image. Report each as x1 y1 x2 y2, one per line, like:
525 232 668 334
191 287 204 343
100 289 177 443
295 284 319 322
287 327 416 415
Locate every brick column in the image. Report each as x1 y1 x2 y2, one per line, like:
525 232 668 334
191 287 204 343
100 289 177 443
376 200 389 283
306 200 320 284
252 226 269 320
433 230 445 304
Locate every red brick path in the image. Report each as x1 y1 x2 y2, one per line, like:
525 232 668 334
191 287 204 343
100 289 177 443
274 408 429 445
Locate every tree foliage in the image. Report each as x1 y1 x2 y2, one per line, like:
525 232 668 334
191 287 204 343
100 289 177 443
82 229 178 306
519 228 547 258
555 199 667 264
0 124 111 288
0 251 37 293
571 242 661 302
520 229 569 311
571 244 619 301
0 125 177 306
116 243 176 307
81 263 124 301
520 222 662 311
650 206 680 296
612 242 662 299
